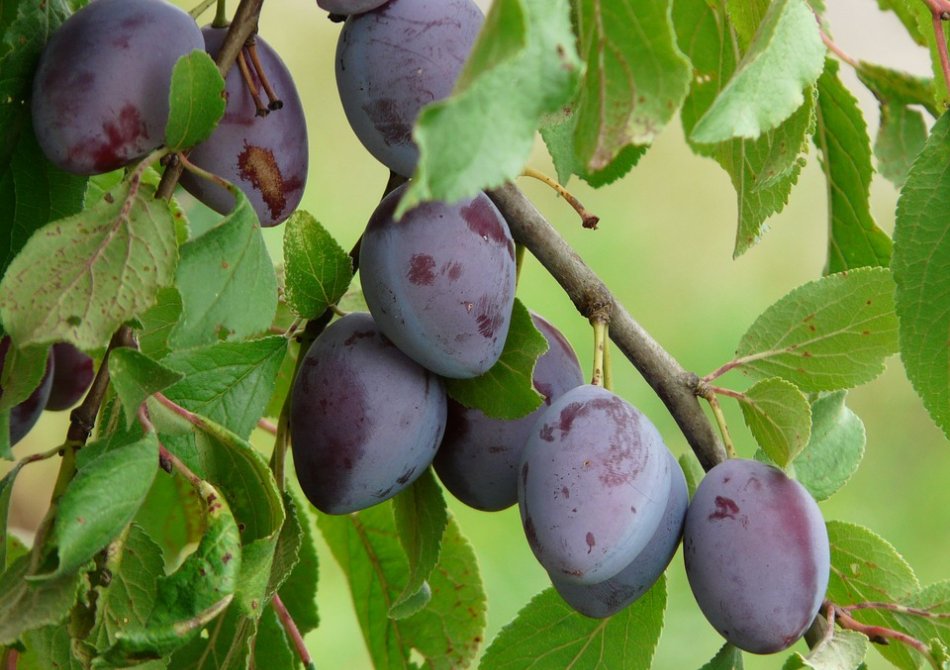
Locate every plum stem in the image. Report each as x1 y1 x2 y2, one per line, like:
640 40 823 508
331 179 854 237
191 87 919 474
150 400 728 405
272 594 316 670
590 318 607 387
515 243 526 286
246 39 283 110
488 183 726 470
257 417 278 435
705 393 736 458
237 48 269 116
520 167 600 229
178 152 236 193
214 0 228 27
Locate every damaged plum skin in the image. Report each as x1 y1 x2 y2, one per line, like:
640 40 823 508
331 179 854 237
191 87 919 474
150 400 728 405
359 183 516 379
518 384 672 586
434 314 584 511
31 0 203 175
289 312 447 515
335 0 483 176
683 458 830 654
179 27 308 227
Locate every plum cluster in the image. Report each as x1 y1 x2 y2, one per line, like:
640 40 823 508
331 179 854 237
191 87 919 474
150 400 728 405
1 339 94 447
31 0 307 226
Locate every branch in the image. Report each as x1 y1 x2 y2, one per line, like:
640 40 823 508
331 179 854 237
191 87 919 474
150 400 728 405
488 183 726 470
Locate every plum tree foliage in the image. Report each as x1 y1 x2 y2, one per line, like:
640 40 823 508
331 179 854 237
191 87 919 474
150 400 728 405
0 0 948 668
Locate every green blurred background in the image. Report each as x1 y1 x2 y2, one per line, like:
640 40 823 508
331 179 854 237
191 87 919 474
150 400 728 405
6 0 949 668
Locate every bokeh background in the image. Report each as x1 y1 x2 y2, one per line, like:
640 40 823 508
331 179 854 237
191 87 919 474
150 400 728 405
5 0 948 668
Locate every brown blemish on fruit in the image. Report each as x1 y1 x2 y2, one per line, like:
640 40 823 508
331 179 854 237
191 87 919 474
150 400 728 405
362 98 412 146
407 253 436 285
708 496 740 521
238 142 287 221
586 532 595 553
461 198 510 251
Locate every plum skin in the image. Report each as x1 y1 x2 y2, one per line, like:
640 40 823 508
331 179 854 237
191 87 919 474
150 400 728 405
433 313 584 511
359 184 516 379
335 0 484 176
518 384 672 585
31 0 204 175
289 312 447 514
1 338 55 447
550 448 688 618
683 458 830 654
45 343 94 411
179 27 308 227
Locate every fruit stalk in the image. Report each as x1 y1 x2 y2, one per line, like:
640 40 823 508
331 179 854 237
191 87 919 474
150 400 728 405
488 183 726 470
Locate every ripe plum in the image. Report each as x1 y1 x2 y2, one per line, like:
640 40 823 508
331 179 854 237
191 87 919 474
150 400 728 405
318 0 390 15
518 385 672 585
290 312 446 514
32 0 203 175
683 458 830 654
335 0 483 176
45 343 94 411
1 338 54 447
433 314 584 511
359 184 516 378
551 449 688 617
179 28 308 227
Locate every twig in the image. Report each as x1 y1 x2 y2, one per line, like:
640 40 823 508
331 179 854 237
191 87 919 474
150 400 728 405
930 8 950 100
835 607 940 668
488 183 726 470
520 167 600 229
842 601 950 618
818 28 860 69
258 418 278 435
272 593 316 670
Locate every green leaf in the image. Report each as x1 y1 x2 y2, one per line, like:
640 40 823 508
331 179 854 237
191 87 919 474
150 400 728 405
568 0 690 174
735 267 899 391
0 341 49 412
164 50 226 152
162 427 283 547
782 629 868 669
104 479 241 663
89 524 165 651
739 377 811 468
690 0 825 143
893 111 950 439
675 0 816 257
856 61 937 113
875 0 927 46
813 59 892 274
263 339 296 420
283 210 353 319
700 642 744 670
0 117 87 281
0 554 86 645
274 490 319 635
826 521 920 670
37 433 159 579
479 579 666 669
19 625 84 670
894 581 950 660
398 0 581 213
875 104 928 189
166 602 255 670
234 536 278 618
0 180 178 350
161 336 287 439
137 287 183 360
793 391 865 501
0 464 23 566
319 506 486 670
445 299 547 420
109 348 184 428
170 189 277 348
390 469 448 619
724 0 769 48
677 451 705 499
134 469 206 571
